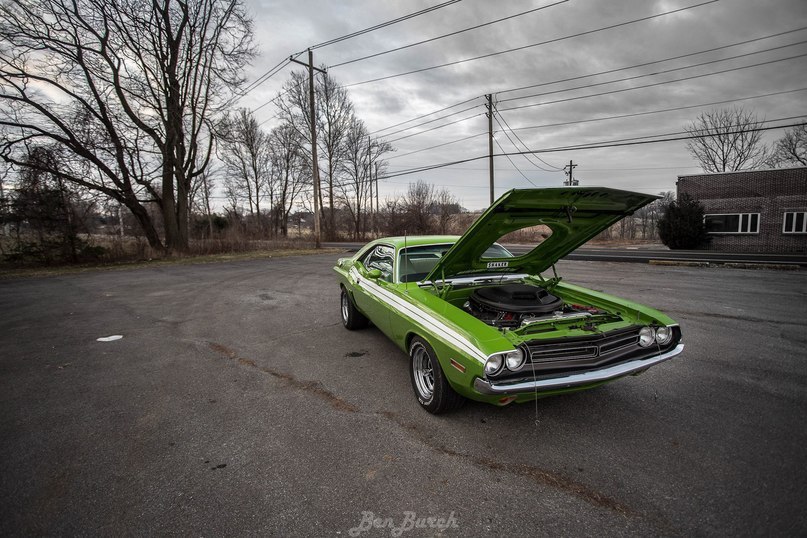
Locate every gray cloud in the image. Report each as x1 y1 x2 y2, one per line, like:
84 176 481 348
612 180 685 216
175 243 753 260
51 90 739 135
242 0 807 209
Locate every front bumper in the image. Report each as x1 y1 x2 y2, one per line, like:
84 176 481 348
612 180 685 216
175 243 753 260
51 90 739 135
473 343 685 395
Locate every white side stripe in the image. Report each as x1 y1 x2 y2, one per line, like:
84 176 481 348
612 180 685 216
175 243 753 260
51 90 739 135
350 268 488 364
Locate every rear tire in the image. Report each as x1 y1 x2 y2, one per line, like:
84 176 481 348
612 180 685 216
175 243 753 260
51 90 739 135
340 287 369 330
409 337 466 414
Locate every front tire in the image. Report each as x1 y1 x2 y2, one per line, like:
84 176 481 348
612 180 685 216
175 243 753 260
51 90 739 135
340 287 369 330
409 337 465 414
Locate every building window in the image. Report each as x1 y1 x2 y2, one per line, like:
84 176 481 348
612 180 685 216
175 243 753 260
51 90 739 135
783 211 807 234
704 213 760 234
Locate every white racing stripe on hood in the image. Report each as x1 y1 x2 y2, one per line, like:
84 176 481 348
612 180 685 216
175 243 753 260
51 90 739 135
350 268 488 363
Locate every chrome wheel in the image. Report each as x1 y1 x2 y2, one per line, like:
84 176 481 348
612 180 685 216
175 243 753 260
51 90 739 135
340 287 369 330
411 342 435 402
341 291 349 323
408 336 465 414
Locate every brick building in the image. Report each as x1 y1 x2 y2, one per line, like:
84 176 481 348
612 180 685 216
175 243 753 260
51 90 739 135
676 167 807 253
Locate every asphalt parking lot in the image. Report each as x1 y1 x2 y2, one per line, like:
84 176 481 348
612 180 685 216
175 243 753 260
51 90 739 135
1 254 805 536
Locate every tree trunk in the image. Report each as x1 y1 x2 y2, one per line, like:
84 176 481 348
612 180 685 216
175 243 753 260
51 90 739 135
126 199 164 251
161 165 181 251
328 161 335 240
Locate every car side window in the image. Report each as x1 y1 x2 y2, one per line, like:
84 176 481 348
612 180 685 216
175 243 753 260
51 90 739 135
362 245 394 282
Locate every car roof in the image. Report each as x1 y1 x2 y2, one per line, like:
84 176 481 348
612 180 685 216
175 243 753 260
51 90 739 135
372 235 460 249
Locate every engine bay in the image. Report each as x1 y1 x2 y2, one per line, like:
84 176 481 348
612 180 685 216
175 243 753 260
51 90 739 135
461 283 615 330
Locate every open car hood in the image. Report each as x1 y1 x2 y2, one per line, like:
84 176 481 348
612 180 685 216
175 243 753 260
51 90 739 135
424 187 658 281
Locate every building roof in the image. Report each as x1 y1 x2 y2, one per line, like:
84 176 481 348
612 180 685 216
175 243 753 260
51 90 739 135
677 166 807 179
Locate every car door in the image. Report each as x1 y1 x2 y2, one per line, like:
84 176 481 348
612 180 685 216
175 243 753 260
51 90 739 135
352 244 394 336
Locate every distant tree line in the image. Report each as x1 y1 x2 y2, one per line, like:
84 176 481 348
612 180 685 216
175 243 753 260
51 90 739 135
685 107 806 172
0 0 803 263
212 70 394 241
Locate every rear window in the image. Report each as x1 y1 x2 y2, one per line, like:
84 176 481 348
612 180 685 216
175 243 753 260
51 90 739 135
482 225 552 260
398 243 512 282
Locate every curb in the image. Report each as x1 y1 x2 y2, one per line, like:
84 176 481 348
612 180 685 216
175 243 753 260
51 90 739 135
649 260 801 270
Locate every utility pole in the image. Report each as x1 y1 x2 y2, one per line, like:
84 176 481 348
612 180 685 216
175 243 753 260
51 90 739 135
374 162 380 236
367 136 373 237
486 94 494 205
563 160 578 186
290 49 326 248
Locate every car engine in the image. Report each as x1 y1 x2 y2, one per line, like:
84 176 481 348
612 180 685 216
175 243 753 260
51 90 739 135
463 283 605 329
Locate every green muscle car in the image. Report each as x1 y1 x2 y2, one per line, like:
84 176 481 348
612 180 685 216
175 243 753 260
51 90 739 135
334 187 684 414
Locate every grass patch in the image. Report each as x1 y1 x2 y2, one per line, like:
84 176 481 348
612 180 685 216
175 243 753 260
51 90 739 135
0 247 346 280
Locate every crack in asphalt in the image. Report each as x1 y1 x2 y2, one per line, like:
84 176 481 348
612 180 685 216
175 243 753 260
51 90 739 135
207 342 359 413
377 410 636 518
671 310 805 326
206 340 637 519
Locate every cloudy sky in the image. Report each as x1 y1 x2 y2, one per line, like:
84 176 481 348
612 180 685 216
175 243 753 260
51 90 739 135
238 0 807 210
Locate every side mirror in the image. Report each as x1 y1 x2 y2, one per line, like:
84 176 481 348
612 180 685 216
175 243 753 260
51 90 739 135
366 269 383 280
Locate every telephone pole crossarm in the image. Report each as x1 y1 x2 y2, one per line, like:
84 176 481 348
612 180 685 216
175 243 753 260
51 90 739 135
288 55 327 74
563 160 578 187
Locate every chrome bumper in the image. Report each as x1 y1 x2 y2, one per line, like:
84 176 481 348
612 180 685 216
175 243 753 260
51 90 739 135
473 343 685 395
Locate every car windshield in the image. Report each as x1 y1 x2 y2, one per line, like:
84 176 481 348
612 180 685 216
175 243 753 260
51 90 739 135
398 243 512 283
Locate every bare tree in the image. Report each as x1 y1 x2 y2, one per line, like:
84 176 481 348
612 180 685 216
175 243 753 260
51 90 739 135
190 163 218 238
685 107 768 173
276 71 321 225
337 119 393 240
0 159 9 228
380 195 406 236
338 118 370 240
219 109 271 232
6 146 100 262
317 72 353 240
223 180 243 221
618 214 637 240
0 0 255 252
403 180 435 235
268 122 306 236
434 188 462 234
767 122 807 167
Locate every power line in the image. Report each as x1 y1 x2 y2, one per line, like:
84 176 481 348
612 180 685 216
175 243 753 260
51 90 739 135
237 58 293 99
492 114 558 173
251 80 301 113
492 133 538 185
497 53 807 112
384 164 702 172
580 166 702 171
495 26 807 97
386 132 487 160
370 96 481 135
502 87 807 132
511 118 805 154
219 58 292 110
306 0 463 51
377 118 804 180
498 39 807 105
330 0 568 68
492 104 562 171
381 87 806 166
241 4 471 109
379 104 482 139
371 27 806 137
386 111 485 143
342 0 719 88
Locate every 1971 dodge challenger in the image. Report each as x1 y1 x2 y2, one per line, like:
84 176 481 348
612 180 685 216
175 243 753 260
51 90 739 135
334 187 684 414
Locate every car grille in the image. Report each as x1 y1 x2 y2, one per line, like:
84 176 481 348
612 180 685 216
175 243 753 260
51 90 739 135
521 326 641 373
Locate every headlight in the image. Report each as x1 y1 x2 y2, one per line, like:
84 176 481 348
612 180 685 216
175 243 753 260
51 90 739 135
655 326 673 345
504 348 525 371
638 326 655 347
484 354 503 376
